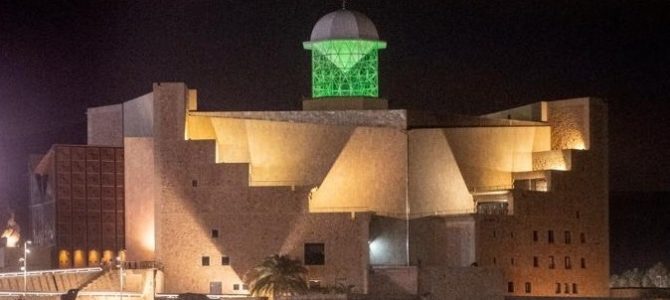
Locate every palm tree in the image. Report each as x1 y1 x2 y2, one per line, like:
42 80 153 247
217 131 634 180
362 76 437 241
245 254 308 299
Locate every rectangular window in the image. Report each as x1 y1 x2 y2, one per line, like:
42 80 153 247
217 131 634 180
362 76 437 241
549 256 555 269
508 281 514 293
533 230 538 242
565 256 571 269
511 257 515 265
211 229 219 238
221 256 230 265
572 283 578 294
555 283 561 294
564 283 569 294
533 256 539 267
581 258 586 269
493 257 497 265
493 230 496 238
242 284 249 290
548 230 554 243
564 231 571 244
201 256 210 266
525 282 531 293
304 243 325 265
580 233 586 243
192 179 198 187
233 284 239 291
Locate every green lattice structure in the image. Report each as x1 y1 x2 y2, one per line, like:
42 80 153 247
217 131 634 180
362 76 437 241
304 40 386 98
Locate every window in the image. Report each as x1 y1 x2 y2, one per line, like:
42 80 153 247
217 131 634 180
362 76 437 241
581 258 586 269
304 243 325 265
580 233 586 243
555 283 561 294
576 210 580 219
211 229 219 238
533 256 539 267
564 231 571 244
533 230 538 242
548 230 554 243
242 284 248 290
565 256 571 269
572 283 578 294
308 280 322 289
511 257 515 265
510 232 514 239
493 257 497 265
508 282 514 293
201 256 210 266
493 230 496 238
549 256 555 269
192 179 198 187
525 282 531 293
221 256 230 265
233 284 240 291
564 283 569 294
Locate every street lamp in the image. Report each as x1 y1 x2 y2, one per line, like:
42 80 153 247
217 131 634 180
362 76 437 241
116 255 124 300
19 240 31 299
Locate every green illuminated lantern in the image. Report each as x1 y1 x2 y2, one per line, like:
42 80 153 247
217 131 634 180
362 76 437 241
304 10 386 98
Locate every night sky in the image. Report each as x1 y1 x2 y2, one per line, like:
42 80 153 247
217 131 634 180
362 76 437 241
1 1 669 273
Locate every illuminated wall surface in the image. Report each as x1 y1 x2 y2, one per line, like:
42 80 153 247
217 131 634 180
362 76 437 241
304 40 386 98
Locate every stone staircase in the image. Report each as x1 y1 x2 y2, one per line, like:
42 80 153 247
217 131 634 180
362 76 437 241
77 268 148 299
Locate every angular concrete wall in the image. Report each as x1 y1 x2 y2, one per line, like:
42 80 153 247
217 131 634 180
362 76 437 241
87 104 123 147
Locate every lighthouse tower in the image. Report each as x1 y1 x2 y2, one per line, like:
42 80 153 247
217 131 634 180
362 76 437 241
303 9 387 110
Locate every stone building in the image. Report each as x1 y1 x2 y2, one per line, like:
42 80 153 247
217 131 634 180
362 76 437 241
27 8 609 299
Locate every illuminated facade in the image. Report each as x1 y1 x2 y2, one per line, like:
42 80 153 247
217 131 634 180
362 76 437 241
20 8 609 299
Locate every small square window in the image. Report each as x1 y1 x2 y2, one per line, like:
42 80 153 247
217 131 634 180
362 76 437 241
242 284 248 290
201 256 210 266
233 284 240 291
533 256 539 267
548 230 554 243
525 282 531 293
192 179 198 187
211 229 219 238
580 233 586 243
304 243 325 265
222 256 230 265
507 281 514 293
308 280 321 289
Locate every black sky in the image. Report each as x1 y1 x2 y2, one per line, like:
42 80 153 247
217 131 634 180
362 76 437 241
1 0 669 272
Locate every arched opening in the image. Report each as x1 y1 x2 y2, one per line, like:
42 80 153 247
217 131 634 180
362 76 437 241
73 249 85 268
58 249 71 268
